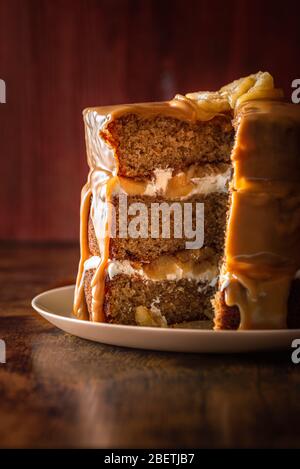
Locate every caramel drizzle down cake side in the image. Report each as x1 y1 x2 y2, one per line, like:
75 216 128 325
217 100 300 329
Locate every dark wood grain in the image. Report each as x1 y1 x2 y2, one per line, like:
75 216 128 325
0 242 300 448
0 0 300 241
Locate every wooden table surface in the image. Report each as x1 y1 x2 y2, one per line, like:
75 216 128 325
1 242 300 449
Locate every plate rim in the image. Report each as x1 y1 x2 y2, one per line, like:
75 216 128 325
31 285 300 336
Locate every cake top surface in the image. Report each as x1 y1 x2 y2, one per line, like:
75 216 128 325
83 72 284 174
84 71 283 123
235 98 300 123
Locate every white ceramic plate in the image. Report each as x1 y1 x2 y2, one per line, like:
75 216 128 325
31 285 300 353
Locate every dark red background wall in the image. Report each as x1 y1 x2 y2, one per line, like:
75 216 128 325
0 0 299 241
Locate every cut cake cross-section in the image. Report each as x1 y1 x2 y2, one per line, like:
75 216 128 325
73 71 300 329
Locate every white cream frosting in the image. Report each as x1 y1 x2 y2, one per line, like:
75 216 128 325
144 168 174 196
220 272 231 291
107 259 143 279
143 167 231 197
187 167 231 196
84 256 101 271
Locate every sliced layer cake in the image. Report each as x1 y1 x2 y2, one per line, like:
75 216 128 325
73 72 300 329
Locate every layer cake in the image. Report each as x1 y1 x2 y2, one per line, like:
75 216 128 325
73 72 300 329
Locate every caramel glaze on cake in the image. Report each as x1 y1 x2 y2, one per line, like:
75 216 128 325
214 100 300 329
72 71 300 329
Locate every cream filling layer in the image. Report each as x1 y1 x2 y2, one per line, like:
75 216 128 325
84 255 101 271
107 259 218 284
110 165 231 200
143 167 231 198
83 256 218 285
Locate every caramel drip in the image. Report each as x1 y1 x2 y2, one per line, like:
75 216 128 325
73 184 92 320
223 100 300 330
225 273 291 329
73 173 119 321
89 175 119 321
